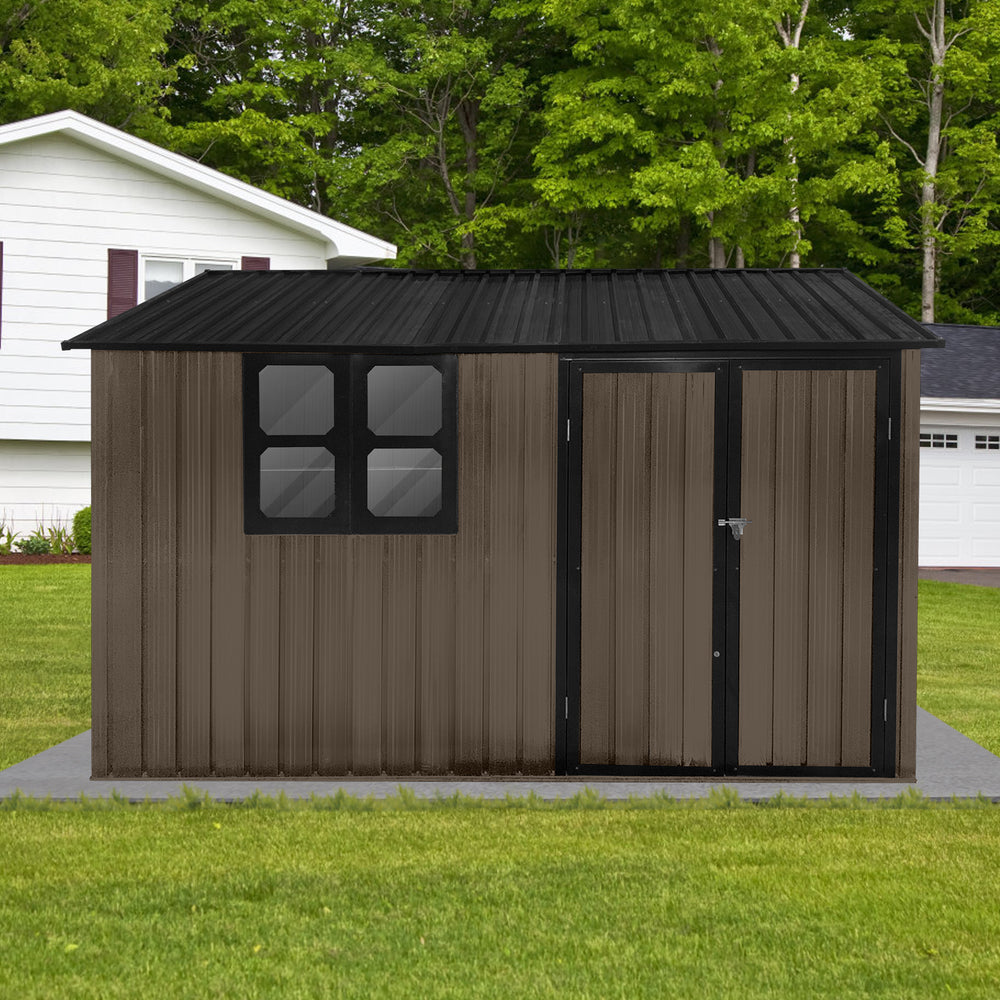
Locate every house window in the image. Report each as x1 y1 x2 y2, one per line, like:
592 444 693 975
920 432 958 449
141 257 235 301
243 354 457 534
975 434 1000 451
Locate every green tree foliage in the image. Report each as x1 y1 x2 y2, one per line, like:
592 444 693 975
533 0 895 269
156 0 372 209
8 0 1000 319
846 0 1000 322
0 0 176 127
159 0 567 267
341 0 565 269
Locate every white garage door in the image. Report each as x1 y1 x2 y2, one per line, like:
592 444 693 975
919 427 1000 566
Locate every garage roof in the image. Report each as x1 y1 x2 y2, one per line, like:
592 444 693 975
63 267 944 353
922 324 1000 398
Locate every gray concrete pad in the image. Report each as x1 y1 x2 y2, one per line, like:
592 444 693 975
1 708 999 803
919 566 1000 588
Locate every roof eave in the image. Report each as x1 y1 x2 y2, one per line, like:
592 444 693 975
0 111 397 262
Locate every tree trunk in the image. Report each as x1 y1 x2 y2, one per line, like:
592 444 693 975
775 1 809 269
676 214 691 268
920 0 947 323
457 99 479 270
709 236 726 269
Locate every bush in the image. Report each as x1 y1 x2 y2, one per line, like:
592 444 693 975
14 532 51 555
73 507 91 555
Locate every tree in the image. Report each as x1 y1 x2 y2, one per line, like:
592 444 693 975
0 0 176 128
156 0 374 211
851 0 1000 321
533 0 891 269
344 0 565 268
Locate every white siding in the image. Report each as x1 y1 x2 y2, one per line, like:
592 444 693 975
0 439 91 540
0 132 331 444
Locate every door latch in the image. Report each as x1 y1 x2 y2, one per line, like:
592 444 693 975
718 517 752 541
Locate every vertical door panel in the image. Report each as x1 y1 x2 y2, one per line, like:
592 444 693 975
580 371 715 768
740 369 877 768
580 373 617 764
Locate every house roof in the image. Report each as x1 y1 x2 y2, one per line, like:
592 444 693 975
921 324 1000 399
0 110 396 265
63 267 944 353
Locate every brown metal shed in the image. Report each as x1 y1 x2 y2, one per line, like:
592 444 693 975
63 268 942 780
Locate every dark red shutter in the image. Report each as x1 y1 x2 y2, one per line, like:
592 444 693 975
107 249 139 318
241 256 270 271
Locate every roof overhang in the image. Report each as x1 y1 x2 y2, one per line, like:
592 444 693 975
0 111 396 264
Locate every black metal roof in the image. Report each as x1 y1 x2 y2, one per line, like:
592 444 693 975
63 268 943 353
921 324 1000 398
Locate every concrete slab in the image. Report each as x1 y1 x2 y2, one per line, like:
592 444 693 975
1 709 998 803
919 567 1000 588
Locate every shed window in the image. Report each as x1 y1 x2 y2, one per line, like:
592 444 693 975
244 354 457 534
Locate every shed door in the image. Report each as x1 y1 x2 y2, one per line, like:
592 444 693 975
569 362 728 773
735 365 884 773
567 359 891 776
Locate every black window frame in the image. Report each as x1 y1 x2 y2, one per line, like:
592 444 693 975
243 353 458 535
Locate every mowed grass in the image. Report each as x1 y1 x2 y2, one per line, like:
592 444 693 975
2 803 1000 999
0 565 90 769
917 580 1000 756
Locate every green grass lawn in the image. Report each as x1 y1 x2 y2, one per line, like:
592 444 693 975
0 565 90 770
916 579 1000 756
2 803 1000 999
1 565 999 998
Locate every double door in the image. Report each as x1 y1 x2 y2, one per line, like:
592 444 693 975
564 358 894 776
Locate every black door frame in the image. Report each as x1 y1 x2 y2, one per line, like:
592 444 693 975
556 352 899 778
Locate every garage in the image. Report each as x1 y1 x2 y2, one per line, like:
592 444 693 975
920 324 1000 567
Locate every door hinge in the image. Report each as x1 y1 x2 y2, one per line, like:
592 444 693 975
565 696 569 720
566 418 570 442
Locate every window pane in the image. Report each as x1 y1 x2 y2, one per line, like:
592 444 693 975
368 366 442 436
144 259 184 300
194 262 233 274
367 448 442 517
260 447 335 517
259 365 335 435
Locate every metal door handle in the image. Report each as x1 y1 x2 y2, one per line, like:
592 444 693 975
718 517 752 541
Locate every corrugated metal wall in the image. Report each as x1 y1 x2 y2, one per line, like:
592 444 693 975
739 370 876 768
91 351 558 777
579 372 715 767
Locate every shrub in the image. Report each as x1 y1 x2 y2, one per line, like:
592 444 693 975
14 530 51 555
73 507 91 555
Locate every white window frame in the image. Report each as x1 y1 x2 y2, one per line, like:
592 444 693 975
139 255 238 303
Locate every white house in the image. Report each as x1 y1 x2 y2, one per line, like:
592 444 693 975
0 110 395 541
919 323 1000 567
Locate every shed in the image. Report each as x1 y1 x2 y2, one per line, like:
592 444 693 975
63 268 942 780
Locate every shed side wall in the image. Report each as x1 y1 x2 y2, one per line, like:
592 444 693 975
92 350 557 777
